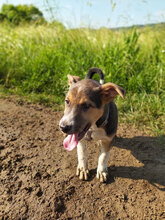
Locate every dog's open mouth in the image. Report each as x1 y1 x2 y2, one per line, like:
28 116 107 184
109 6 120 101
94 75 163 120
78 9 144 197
63 123 91 151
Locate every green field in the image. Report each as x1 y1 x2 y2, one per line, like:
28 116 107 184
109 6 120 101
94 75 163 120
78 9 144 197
0 23 164 135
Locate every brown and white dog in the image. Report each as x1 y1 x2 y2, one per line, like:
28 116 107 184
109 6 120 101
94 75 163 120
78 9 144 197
59 68 125 183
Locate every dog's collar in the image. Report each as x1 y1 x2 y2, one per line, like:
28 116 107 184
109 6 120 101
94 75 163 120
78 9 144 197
96 104 109 128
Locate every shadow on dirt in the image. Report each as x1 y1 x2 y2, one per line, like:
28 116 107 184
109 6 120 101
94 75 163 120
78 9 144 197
108 135 165 191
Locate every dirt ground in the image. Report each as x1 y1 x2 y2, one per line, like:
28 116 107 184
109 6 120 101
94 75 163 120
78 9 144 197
0 97 164 220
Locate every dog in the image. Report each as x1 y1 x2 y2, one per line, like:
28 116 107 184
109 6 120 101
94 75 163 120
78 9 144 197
59 67 125 183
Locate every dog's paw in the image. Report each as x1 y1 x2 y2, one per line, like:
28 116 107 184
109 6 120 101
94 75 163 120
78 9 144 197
97 170 108 183
76 166 89 181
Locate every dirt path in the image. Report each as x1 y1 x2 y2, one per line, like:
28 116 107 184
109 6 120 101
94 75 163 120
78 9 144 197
0 97 164 219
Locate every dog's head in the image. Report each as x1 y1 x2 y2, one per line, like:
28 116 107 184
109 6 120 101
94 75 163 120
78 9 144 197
59 74 124 150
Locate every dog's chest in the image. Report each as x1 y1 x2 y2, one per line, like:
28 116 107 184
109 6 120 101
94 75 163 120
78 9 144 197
85 124 109 141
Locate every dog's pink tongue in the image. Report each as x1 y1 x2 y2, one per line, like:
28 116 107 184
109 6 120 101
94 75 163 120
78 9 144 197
63 134 79 151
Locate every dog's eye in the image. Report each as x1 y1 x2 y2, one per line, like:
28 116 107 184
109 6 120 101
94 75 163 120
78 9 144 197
65 99 70 105
82 103 91 111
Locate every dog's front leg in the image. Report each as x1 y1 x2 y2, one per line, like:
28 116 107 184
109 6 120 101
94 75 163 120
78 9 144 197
76 140 89 180
97 140 112 183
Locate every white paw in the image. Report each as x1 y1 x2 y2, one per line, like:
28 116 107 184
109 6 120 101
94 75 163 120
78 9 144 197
76 166 89 181
97 170 108 183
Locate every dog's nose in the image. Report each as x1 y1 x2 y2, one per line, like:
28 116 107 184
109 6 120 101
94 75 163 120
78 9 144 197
60 124 72 133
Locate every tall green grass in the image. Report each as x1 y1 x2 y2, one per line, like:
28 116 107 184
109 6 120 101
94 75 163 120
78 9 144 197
0 24 164 135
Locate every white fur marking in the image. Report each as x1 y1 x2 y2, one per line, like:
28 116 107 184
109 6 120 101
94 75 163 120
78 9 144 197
59 109 75 127
97 148 110 172
100 79 104 85
90 124 113 142
77 140 87 169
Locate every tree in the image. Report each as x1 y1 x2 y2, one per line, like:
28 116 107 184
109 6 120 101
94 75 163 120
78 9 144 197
0 4 45 25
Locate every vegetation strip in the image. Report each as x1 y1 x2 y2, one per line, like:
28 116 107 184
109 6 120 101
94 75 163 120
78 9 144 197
0 7 164 135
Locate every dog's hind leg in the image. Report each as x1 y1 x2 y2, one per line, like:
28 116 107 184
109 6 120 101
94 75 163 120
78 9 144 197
97 137 114 183
76 140 89 180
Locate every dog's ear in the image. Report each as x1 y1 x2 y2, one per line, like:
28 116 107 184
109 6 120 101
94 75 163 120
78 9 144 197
100 83 125 103
67 74 81 86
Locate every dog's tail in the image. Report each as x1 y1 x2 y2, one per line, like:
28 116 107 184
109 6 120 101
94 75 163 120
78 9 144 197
85 67 104 84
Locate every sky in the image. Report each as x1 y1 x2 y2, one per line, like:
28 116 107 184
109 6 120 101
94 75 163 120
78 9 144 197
0 0 165 28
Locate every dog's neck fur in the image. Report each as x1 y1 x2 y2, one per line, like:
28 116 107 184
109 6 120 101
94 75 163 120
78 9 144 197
96 104 110 128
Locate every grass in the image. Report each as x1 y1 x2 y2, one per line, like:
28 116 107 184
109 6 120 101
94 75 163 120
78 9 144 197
0 23 164 135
